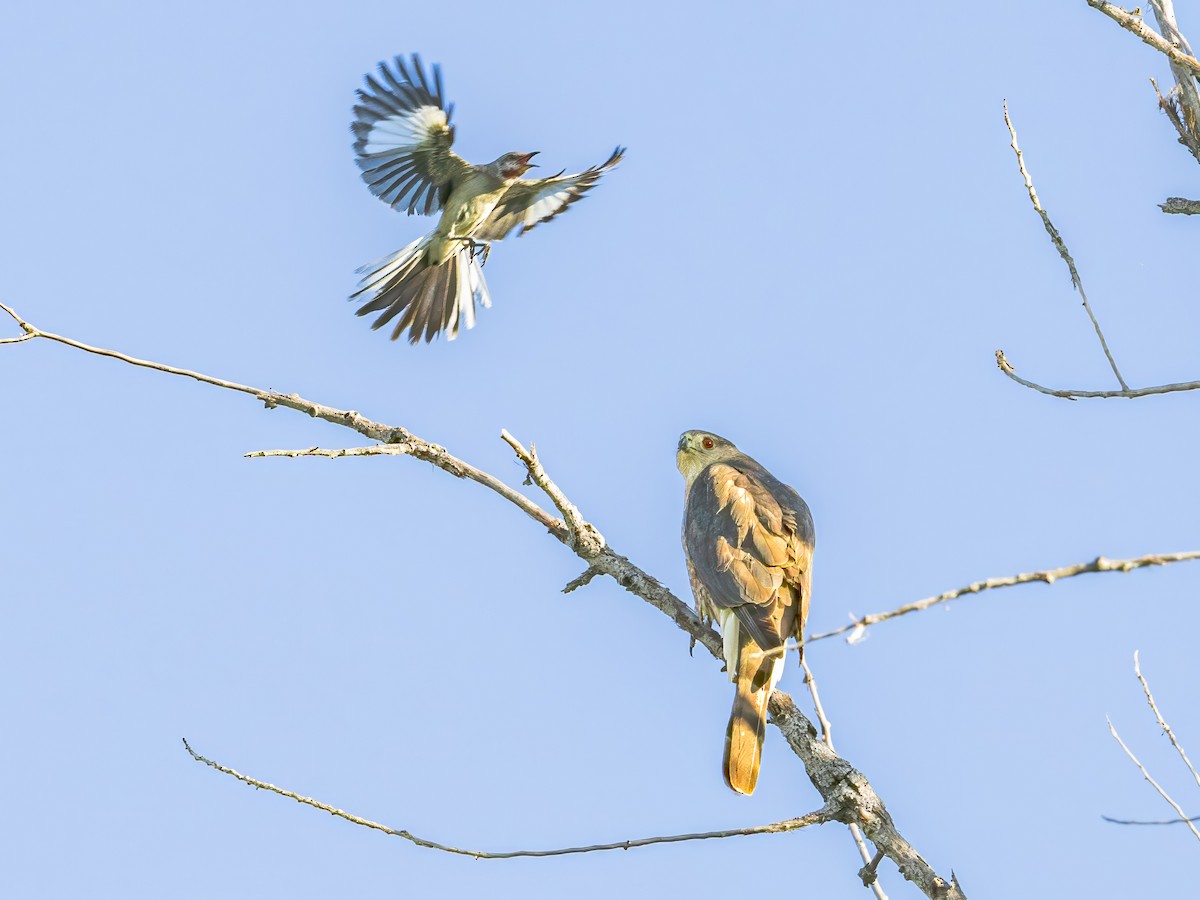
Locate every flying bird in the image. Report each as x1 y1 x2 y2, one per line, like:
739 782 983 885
677 431 815 795
349 54 624 343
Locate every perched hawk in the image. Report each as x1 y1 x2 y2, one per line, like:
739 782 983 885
677 431 815 795
350 54 624 343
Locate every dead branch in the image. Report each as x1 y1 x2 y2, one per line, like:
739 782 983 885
1158 196 1200 213
804 658 889 899
1102 813 1200 825
182 739 832 857
809 552 1200 643
1106 718 1200 844
1087 1 1200 78
1003 101 1127 391
2 304 965 898
1087 1 1200 203
1134 651 1200 789
994 350 1200 400
997 103 1200 399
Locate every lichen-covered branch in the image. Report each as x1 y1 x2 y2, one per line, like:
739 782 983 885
809 552 1200 643
1158 196 1200 213
3 304 966 896
182 739 833 857
803 658 890 899
768 695 965 899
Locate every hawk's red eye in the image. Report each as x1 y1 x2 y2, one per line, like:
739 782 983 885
702 437 715 450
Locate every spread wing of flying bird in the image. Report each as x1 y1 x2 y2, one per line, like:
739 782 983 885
349 54 624 343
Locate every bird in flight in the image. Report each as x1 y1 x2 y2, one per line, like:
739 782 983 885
349 55 624 343
677 431 815 795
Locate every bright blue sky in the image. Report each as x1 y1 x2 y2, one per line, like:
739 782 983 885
3 2 1199 897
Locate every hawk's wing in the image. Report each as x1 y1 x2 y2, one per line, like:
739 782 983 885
475 147 624 241
683 459 814 653
352 55 471 216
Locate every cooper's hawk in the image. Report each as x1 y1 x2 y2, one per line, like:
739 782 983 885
677 430 815 795
350 54 624 343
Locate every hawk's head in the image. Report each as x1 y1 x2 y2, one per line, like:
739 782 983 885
676 430 738 482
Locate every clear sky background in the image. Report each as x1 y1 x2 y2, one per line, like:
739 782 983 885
3 2 1199 897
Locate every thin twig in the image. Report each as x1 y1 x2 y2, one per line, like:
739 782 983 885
808 552 1200 643
1003 101 1128 391
1134 651 1200 789
0 303 568 541
995 350 1200 399
182 739 832 857
1088 0 1200 78
1106 719 1200 844
803 658 888 900
1102 813 1200 825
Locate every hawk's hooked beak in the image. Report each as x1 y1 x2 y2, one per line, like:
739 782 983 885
677 434 689 452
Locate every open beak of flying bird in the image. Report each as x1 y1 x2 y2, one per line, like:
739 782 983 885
349 54 623 344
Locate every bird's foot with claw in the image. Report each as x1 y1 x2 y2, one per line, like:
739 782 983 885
457 238 491 265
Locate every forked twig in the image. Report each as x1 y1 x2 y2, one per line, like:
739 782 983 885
1002 101 1128 391
1106 719 1200 844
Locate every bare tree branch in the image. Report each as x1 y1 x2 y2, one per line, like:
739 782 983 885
0 303 570 541
1158 196 1200 213
245 445 413 459
1087 2 1200 204
1134 651 1200 789
1087 0 1200 78
768 694 966 898
804 658 889 899
809 552 1200 643
3 305 966 898
563 564 603 593
1003 101 1128 391
1152 77 1200 166
182 739 834 857
501 429 605 556
1106 718 1200 844
994 350 1200 400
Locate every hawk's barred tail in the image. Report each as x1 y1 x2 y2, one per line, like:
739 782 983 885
350 234 491 343
723 638 784 796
